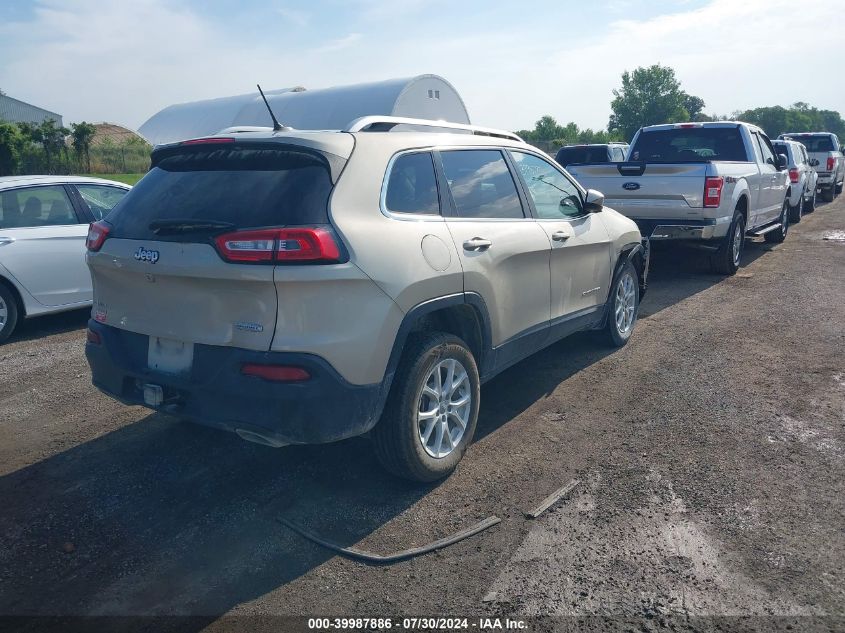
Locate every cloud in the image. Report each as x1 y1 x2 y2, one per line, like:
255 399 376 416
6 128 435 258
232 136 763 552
275 7 310 27
314 33 362 53
0 0 841 137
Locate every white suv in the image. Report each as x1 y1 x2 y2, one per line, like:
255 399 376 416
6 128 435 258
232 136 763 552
772 139 818 221
85 117 648 481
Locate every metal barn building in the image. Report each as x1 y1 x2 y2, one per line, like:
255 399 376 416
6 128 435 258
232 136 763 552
0 94 63 127
138 75 470 146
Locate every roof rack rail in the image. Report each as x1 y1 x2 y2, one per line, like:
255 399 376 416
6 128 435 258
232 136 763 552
345 116 524 143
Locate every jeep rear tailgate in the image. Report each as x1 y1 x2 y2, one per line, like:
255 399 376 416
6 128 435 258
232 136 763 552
88 239 278 350
86 140 346 352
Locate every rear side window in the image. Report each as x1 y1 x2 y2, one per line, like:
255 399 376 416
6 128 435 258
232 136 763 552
0 185 80 229
440 150 524 219
630 128 747 162
384 152 440 215
106 145 336 241
786 135 834 152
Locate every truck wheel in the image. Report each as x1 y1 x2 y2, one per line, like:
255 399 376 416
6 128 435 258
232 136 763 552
788 194 803 224
605 260 639 347
711 212 745 276
765 198 789 244
0 284 19 343
836 182 843 195
822 185 835 202
805 187 816 212
373 332 480 482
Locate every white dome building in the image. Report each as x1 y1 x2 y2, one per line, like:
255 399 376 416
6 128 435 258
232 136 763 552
138 75 470 146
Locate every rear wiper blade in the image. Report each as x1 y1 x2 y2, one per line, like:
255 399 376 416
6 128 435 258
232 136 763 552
149 219 236 235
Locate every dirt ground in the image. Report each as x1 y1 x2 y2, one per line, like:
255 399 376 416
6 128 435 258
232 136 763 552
1 195 843 633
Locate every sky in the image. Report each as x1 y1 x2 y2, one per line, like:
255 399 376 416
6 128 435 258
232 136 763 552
0 0 843 133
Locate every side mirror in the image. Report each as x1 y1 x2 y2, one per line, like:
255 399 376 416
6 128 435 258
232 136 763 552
809 158 820 167
584 189 604 213
776 153 788 170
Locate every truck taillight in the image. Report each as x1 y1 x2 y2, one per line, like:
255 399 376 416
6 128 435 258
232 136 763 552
214 227 342 263
86 221 111 251
827 157 836 171
703 177 724 208
788 168 800 183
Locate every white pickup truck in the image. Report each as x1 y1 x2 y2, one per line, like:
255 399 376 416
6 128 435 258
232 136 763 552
778 132 844 202
568 122 791 275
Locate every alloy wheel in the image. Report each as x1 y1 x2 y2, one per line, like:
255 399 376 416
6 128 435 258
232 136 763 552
0 296 6 328
417 358 472 458
732 220 744 267
614 272 637 335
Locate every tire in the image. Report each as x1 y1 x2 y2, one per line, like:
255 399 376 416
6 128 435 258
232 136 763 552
836 182 843 195
805 186 816 212
788 193 803 224
605 260 639 348
372 332 480 482
0 284 19 343
765 198 789 244
711 211 745 276
822 185 835 203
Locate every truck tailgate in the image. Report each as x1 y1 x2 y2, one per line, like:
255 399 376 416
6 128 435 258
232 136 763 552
568 163 709 220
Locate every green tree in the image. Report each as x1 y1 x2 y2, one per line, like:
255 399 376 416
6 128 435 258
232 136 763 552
0 122 25 176
71 121 97 172
608 64 705 141
516 116 623 151
735 103 845 138
38 119 70 174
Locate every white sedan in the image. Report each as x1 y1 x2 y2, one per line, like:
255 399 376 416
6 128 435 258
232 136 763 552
0 175 131 341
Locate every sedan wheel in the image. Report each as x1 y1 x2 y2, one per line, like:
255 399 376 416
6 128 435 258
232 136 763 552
0 285 19 343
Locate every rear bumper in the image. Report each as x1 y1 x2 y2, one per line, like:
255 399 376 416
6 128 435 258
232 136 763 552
816 172 835 187
633 217 730 242
85 320 383 445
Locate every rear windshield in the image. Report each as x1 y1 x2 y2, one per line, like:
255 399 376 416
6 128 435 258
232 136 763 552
630 128 748 163
784 135 834 152
555 146 609 166
106 145 337 241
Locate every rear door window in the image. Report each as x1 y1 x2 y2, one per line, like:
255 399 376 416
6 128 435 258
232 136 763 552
384 152 440 215
106 145 338 242
630 128 748 162
0 185 80 229
439 150 524 219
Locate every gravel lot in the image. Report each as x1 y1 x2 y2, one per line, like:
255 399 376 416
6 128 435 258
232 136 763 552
1 196 843 632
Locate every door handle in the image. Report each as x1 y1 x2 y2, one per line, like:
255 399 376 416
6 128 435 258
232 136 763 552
551 230 571 242
463 237 492 252
0 237 14 247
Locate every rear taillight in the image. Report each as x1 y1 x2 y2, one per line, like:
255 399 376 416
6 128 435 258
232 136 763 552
214 227 341 264
703 177 724 208
86 221 111 252
788 168 800 183
241 364 310 382
827 157 836 171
